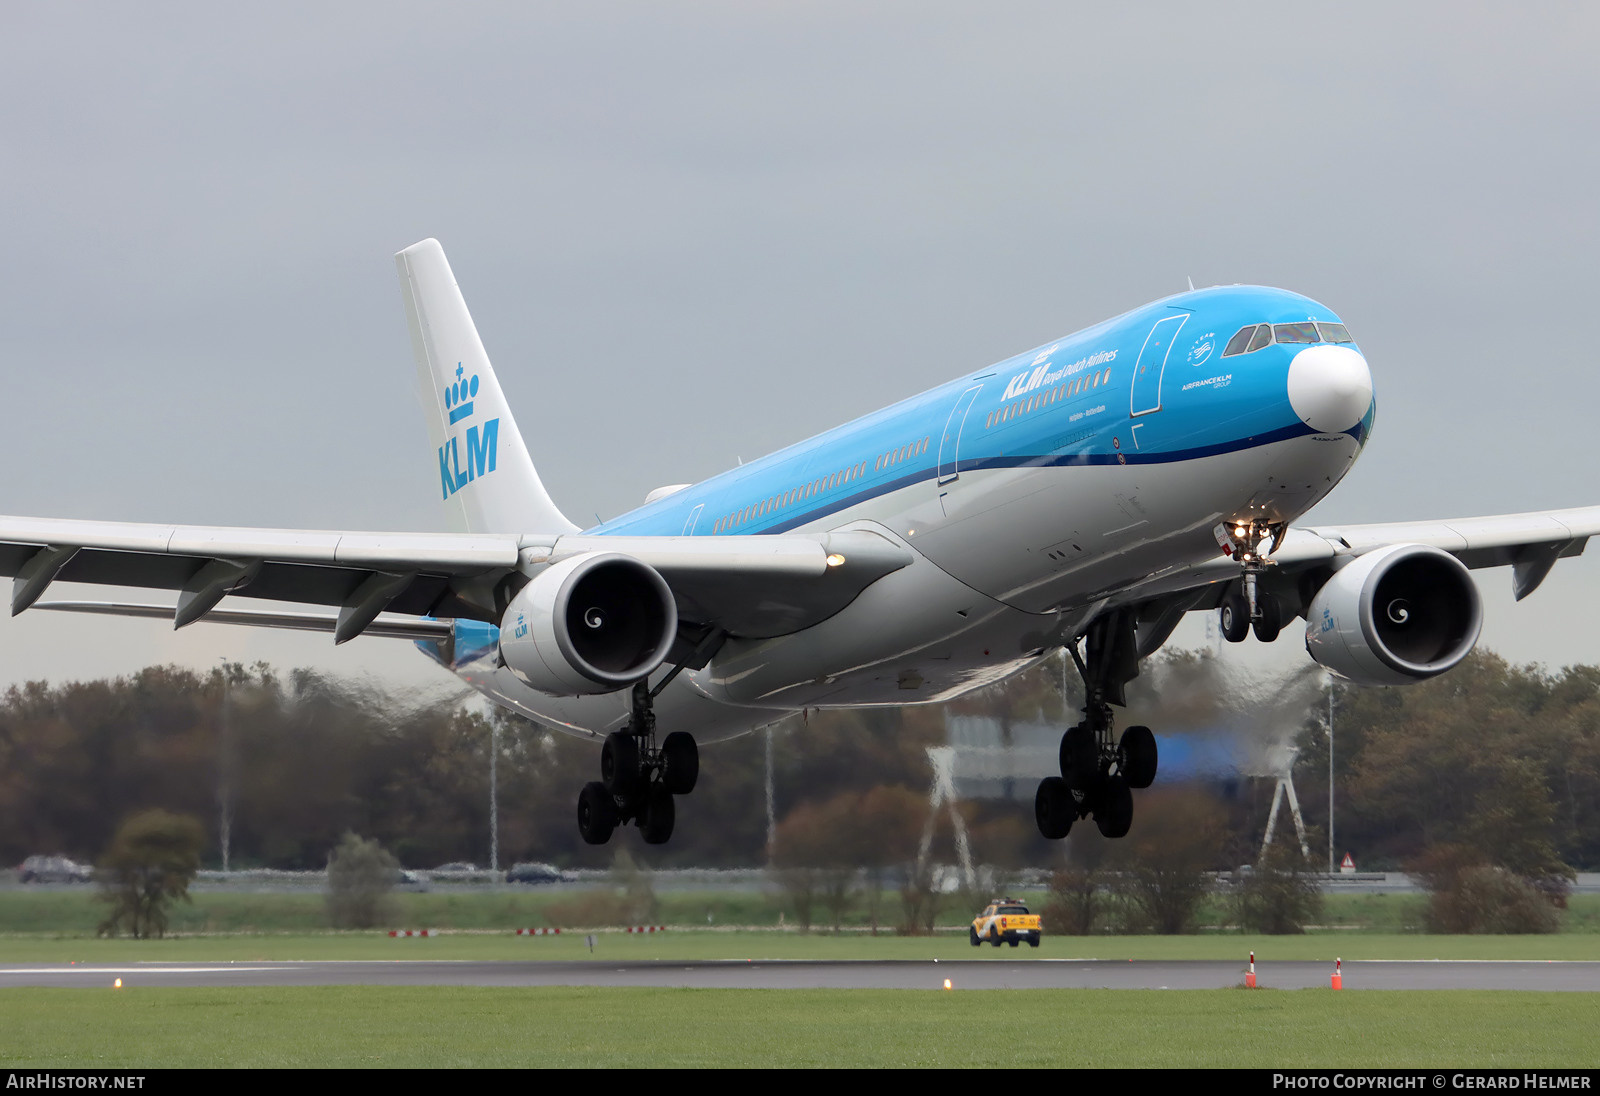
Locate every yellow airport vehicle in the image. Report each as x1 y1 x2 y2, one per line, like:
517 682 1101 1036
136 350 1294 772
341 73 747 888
970 898 1041 948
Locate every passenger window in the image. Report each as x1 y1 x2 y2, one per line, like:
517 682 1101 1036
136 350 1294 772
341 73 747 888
1222 326 1255 357
1274 322 1319 344
1246 324 1272 353
1318 322 1353 343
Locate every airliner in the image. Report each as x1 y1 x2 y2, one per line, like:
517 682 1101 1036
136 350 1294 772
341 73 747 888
5 239 1596 846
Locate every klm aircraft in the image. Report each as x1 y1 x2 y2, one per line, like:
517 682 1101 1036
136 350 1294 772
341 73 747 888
4 240 1595 846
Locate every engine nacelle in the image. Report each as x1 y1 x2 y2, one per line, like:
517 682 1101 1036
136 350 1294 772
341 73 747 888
1304 543 1482 686
499 552 678 696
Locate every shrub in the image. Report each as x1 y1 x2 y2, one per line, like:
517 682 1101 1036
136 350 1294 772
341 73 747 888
1233 843 1324 934
325 832 399 929
1421 862 1562 934
97 810 205 939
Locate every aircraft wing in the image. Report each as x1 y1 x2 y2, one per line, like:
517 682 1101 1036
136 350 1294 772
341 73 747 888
1127 504 1600 642
0 514 912 644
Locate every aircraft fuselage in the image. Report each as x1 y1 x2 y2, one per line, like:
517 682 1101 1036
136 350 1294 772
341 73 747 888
449 285 1374 741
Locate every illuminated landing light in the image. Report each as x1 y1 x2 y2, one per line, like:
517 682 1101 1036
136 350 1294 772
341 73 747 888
826 554 846 567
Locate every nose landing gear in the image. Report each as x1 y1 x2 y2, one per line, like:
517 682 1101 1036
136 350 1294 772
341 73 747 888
1217 519 1287 644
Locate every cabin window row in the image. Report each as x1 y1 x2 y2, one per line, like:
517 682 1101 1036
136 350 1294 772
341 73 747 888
1222 321 1353 357
984 369 1113 430
712 445 919 534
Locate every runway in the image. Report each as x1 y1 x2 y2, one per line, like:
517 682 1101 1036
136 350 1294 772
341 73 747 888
1 959 1595 991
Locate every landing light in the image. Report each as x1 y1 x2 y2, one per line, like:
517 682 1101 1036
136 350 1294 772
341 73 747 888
826 554 846 568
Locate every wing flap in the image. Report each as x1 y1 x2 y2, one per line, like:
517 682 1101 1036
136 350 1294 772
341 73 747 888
33 600 452 640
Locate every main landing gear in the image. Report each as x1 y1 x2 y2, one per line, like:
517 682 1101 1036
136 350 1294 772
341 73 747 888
577 680 699 846
1034 607 1160 842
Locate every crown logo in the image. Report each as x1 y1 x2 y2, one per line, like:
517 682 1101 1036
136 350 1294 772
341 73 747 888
445 362 479 424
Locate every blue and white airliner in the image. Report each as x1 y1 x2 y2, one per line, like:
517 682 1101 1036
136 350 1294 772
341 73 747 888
5 239 1595 845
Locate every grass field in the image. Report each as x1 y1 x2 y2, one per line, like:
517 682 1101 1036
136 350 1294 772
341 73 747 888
0 986 1595 1068
3 886 1596 936
4 930 1600 964
2 888 1596 1068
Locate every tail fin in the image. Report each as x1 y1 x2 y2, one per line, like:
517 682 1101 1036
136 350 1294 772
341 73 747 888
396 239 578 534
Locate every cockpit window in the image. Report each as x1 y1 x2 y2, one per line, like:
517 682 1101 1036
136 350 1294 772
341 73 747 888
1222 326 1254 357
1246 323 1272 353
1273 322 1319 344
1317 322 1353 343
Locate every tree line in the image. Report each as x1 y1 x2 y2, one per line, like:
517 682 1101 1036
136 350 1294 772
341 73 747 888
1 648 1597 881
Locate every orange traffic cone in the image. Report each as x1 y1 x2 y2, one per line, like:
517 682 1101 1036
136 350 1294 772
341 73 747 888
1245 951 1256 989
1331 957 1342 991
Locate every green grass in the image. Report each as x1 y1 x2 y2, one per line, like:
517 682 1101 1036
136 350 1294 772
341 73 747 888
3 887 1594 935
0 986 1594 1067
3 930 1598 964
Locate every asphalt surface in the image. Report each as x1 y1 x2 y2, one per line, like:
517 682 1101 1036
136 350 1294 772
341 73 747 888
1 959 1595 991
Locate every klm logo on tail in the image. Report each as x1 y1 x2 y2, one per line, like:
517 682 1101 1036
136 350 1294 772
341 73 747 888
439 362 499 499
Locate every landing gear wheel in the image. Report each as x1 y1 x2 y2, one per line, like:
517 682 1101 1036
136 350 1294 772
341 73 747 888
601 731 644 799
1035 776 1075 840
1095 776 1134 839
1119 726 1158 790
1219 595 1250 643
1059 724 1097 791
1252 593 1282 643
970 927 981 947
577 781 618 845
640 783 675 845
661 731 699 795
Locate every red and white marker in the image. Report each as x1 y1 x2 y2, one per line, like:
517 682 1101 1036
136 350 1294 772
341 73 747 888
1246 951 1256 989
516 927 561 936
1331 957 1342 991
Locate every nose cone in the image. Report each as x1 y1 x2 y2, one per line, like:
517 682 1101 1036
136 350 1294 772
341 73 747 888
1287 345 1372 433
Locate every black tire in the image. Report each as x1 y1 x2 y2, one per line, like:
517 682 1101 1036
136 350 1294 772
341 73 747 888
661 731 699 795
641 783 676 845
990 929 1002 948
1219 594 1250 643
1059 724 1097 790
1119 725 1158 790
1008 938 1019 948
1034 776 1074 840
970 927 981 947
601 731 644 798
1095 775 1134 839
577 781 618 845
1252 593 1282 643
1027 935 1040 948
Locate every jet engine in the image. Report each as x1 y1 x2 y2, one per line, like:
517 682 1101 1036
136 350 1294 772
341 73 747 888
498 553 678 696
1304 543 1482 687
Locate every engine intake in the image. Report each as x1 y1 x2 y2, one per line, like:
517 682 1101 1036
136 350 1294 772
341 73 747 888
499 552 678 696
1305 543 1482 686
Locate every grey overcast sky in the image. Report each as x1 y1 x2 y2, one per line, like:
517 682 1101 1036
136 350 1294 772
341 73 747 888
2 3 1598 689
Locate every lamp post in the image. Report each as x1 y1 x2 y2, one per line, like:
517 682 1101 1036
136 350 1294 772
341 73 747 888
1327 673 1335 876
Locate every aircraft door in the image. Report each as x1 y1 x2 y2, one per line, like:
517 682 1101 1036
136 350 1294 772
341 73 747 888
937 383 983 516
1129 313 1189 417
682 503 704 535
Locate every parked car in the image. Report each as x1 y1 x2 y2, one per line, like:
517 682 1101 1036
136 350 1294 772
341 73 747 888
506 862 568 885
19 855 93 884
